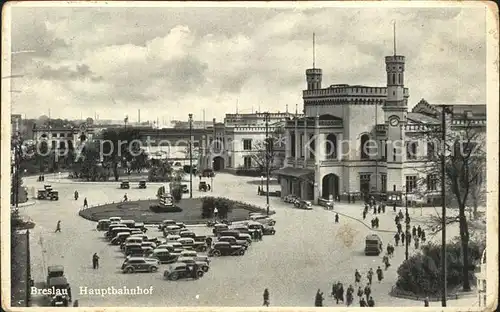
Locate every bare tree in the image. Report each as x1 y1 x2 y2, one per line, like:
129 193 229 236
250 125 285 171
417 112 486 291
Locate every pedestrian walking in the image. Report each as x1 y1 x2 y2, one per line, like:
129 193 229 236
393 203 396 212
214 207 219 219
359 297 367 307
364 284 371 300
407 232 412 245
376 266 384 282
92 253 99 269
394 233 400 246
367 268 373 285
412 226 417 237
367 296 375 307
377 205 381 214
371 219 375 228
336 283 344 304
263 288 270 306
382 255 390 270
398 209 404 219
346 285 354 306
401 232 405 245
417 225 422 238
83 198 88 208
382 203 386 213
424 297 429 307
397 223 402 233
421 230 426 243
74 190 79 200
395 215 400 225
374 217 379 228
315 289 324 307
55 220 61 233
355 269 361 284
363 210 367 220
335 213 339 223
123 193 128 202
331 283 338 298
357 286 363 298
414 237 420 249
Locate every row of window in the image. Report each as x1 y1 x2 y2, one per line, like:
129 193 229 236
358 174 437 193
40 132 74 138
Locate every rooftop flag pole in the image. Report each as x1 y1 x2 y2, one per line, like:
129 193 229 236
313 32 316 69
393 21 397 56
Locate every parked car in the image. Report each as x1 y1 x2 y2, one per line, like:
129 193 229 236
208 242 246 257
365 234 383 256
175 222 186 229
212 224 229 235
163 263 204 280
96 219 111 231
130 230 143 236
201 169 215 177
141 241 157 249
138 180 147 189
218 236 249 249
109 217 122 223
120 220 136 228
192 241 208 252
165 242 184 254
124 243 143 255
194 255 211 265
217 230 243 239
177 256 210 272
166 234 181 242
247 222 264 236
179 231 196 239
149 249 179 264
158 220 177 231
121 257 159 273
250 214 276 226
262 225 276 235
237 233 252 244
164 225 182 236
284 194 299 203
111 232 131 245
177 237 195 250
120 181 130 189
295 200 313 210
121 237 144 250
107 227 131 240
180 250 198 258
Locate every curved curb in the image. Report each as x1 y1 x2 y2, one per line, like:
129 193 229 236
11 201 36 208
327 208 397 234
388 288 477 302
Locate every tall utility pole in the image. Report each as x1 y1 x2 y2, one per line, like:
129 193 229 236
439 105 452 307
189 113 193 199
264 112 270 215
404 185 409 260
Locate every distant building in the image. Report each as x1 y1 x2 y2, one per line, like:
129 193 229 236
11 114 22 137
200 112 302 171
32 123 96 156
171 120 207 129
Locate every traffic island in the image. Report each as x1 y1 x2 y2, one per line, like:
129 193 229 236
78 198 268 225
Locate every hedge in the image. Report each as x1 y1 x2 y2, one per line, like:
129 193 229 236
149 204 183 213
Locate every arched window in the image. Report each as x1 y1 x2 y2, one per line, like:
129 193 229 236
407 142 418 160
360 134 370 160
392 73 396 84
427 142 435 159
398 73 401 84
326 134 337 159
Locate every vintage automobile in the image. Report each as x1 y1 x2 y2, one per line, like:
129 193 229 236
111 232 131 245
192 241 208 252
120 181 130 189
236 233 252 244
212 224 229 235
96 219 111 231
217 230 243 239
121 237 144 250
295 200 313 210
164 225 182 236
165 234 181 242
124 243 143 255
162 243 184 255
218 236 249 249
177 256 210 272
179 230 196 239
163 263 204 280
180 250 198 258
365 234 383 256
194 235 208 243
149 248 179 264
37 189 59 200
262 225 276 235
158 220 177 231
181 184 189 193
47 276 71 306
247 222 264 235
132 222 145 231
208 242 246 257
120 220 136 228
194 255 211 265
250 214 276 226
230 225 256 239
46 265 65 285
201 169 215 178
121 257 159 273
176 222 186 228
199 181 209 192
141 241 157 249
107 227 131 240
138 180 147 189
109 217 122 223
177 237 196 250
284 194 299 203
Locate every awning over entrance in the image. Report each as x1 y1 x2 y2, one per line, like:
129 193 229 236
272 167 314 179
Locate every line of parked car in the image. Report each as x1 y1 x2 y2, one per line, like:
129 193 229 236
283 195 313 210
95 213 277 281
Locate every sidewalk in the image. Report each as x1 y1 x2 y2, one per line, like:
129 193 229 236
11 201 36 209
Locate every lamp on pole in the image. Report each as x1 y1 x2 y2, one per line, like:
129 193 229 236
439 105 453 307
189 113 193 199
403 184 409 261
264 112 270 216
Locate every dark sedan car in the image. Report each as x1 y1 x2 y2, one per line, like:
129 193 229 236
207 242 245 257
163 263 204 280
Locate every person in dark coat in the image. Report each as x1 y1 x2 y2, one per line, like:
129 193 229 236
83 197 88 208
412 226 417 237
92 253 99 269
315 289 324 307
55 220 61 233
367 268 373 285
355 269 361 284
371 219 375 228
397 223 402 233
335 213 339 223
346 285 354 306
382 203 386 213
417 225 422 238
395 215 400 225
374 217 379 228
263 288 270 306
359 297 367 307
398 210 404 219
74 190 79 200
376 266 384 282
407 232 412 245
401 232 405 245
377 205 381 214
367 296 375 307
357 286 364 298
421 230 426 242
336 283 344 304
394 233 400 246
393 203 396 212
364 284 371 300
424 297 429 307
363 210 367 220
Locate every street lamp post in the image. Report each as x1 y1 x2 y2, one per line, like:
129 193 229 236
189 113 193 199
264 112 270 216
403 185 409 261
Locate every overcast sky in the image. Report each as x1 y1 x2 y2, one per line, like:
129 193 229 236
7 3 487 122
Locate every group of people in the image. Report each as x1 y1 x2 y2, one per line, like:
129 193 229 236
393 215 426 250
37 174 46 182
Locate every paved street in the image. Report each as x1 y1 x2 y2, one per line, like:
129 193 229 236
20 173 478 307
